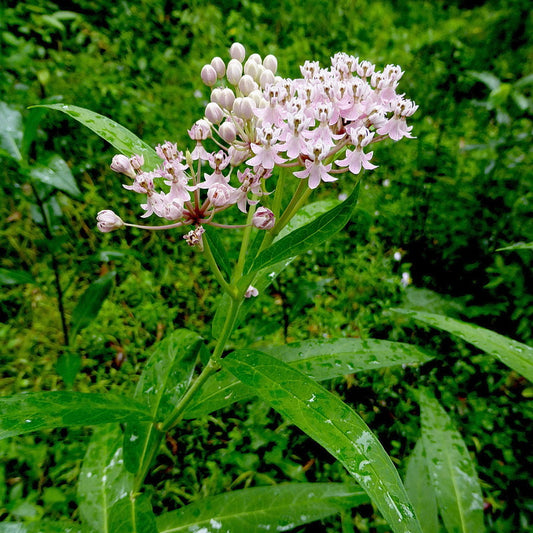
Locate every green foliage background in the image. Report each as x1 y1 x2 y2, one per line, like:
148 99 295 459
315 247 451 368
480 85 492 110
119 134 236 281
0 0 531 531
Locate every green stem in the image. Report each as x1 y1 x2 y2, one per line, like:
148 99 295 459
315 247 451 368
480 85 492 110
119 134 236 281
161 295 242 432
272 178 312 238
234 205 257 280
160 356 221 432
202 233 234 297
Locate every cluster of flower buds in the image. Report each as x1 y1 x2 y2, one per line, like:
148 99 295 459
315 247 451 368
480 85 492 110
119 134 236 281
98 42 417 244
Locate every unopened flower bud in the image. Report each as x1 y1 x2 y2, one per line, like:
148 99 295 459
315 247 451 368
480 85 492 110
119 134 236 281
259 69 275 88
227 59 243 85
248 53 262 64
248 89 266 107
110 155 135 178
252 207 275 230
244 58 259 79
97 210 124 233
229 42 246 62
263 54 278 74
238 74 258 96
219 121 237 143
244 285 259 298
211 87 223 105
201 64 217 86
233 97 255 120
219 88 236 110
210 56 226 78
205 102 224 124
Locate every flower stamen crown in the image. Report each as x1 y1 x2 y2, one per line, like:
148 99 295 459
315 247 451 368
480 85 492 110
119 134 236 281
100 44 417 243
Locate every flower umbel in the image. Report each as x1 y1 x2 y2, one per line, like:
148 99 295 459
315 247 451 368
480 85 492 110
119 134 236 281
99 44 417 238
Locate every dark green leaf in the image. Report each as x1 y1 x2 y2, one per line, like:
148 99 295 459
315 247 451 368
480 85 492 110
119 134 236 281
55 352 82 388
419 389 485 533
29 154 82 199
70 271 116 339
204 226 232 280
405 439 439 533
249 184 359 273
393 309 533 382
0 392 152 439
21 107 47 159
223 351 422 533
157 483 369 533
124 330 202 474
0 102 23 161
0 268 37 286
185 338 431 418
33 104 161 169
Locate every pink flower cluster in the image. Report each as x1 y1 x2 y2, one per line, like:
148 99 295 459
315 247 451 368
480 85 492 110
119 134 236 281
98 43 417 241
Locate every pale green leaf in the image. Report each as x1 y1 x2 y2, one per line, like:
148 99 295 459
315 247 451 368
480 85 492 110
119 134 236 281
223 351 422 533
78 425 158 533
0 523 80 533
32 104 161 169
496 242 533 251
0 102 23 161
29 154 82 199
405 439 440 533
185 338 431 418
419 390 485 533
393 309 533 382
157 483 369 533
78 424 133 533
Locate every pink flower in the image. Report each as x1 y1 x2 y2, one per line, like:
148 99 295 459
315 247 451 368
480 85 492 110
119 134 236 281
247 125 286 169
293 142 337 190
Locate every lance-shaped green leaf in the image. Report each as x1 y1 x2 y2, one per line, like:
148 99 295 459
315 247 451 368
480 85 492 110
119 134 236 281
70 271 116 340
0 268 37 286
0 523 81 533
496 241 533 251
108 492 158 533
29 154 82 199
78 424 157 533
405 439 439 533
0 392 151 440
223 351 422 533
184 338 431 418
124 330 203 475
203 226 232 280
0 102 23 161
393 309 533 382
156 483 369 533
419 389 485 533
249 184 359 273
32 104 161 169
